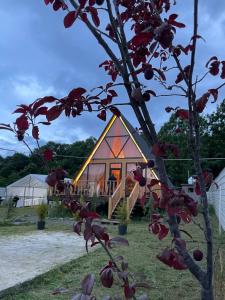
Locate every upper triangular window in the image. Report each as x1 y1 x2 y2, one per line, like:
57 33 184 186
92 117 143 159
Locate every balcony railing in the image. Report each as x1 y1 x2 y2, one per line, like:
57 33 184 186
48 180 118 197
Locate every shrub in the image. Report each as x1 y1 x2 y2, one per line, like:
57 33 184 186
36 203 48 221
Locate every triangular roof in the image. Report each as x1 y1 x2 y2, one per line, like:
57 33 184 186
7 174 48 188
74 114 154 183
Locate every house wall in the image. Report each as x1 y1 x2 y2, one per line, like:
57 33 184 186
208 168 225 231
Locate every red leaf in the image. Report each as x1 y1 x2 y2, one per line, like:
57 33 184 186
179 211 191 223
45 172 57 186
81 12 88 22
124 284 136 298
13 107 27 114
109 106 121 117
206 56 218 68
89 6 100 27
34 106 48 117
73 221 82 235
108 89 118 97
158 224 169 240
79 0 88 8
209 61 220 76
43 148 53 161
191 35 206 42
32 126 39 139
64 11 77 28
153 68 166 81
46 106 62 122
97 110 106 121
16 115 29 131
100 268 113 288
85 211 100 219
68 87 86 98
145 89 156 97
81 274 95 295
195 93 210 113
195 180 202 196
131 32 153 47
209 88 219 102
168 14 178 20
44 0 54 4
53 0 62 11
221 61 225 79
168 19 185 28
150 222 160 235
176 109 189 120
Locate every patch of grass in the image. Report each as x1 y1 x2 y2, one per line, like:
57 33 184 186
1 214 225 299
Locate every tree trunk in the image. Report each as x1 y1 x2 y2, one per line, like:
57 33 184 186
201 286 213 300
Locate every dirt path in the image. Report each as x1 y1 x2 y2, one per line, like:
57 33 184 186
0 231 88 292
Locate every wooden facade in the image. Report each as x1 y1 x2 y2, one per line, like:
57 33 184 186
71 114 159 219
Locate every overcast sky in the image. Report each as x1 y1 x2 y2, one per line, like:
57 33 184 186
0 0 225 157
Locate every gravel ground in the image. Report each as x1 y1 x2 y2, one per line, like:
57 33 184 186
0 231 87 292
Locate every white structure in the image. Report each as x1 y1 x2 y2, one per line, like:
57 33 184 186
208 168 225 231
6 174 48 207
0 188 6 199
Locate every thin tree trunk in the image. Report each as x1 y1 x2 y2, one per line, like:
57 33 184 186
201 286 213 300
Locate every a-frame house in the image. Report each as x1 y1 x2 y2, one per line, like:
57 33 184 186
73 114 159 219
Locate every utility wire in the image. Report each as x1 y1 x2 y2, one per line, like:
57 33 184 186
1 147 225 161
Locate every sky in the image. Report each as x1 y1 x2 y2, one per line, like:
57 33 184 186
0 0 225 157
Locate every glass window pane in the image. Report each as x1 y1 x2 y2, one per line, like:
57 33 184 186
93 140 114 159
106 136 129 158
118 138 142 158
106 117 128 137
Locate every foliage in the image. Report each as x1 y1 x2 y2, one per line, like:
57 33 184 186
1 0 223 298
115 200 129 225
36 203 48 221
0 138 95 187
158 100 225 185
48 197 73 218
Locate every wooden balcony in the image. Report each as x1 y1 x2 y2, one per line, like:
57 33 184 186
48 180 118 198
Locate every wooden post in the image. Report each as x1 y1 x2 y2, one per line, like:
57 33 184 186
108 196 112 219
121 162 126 199
126 198 129 220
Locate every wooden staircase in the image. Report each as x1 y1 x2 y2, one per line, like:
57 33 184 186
108 179 146 219
108 180 124 219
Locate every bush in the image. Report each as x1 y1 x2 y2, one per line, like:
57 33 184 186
115 200 129 225
36 203 48 221
48 197 72 218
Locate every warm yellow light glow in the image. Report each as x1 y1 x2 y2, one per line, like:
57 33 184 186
120 117 159 180
73 114 159 184
120 117 148 162
73 115 117 184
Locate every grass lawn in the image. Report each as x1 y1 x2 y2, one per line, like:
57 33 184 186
1 209 225 300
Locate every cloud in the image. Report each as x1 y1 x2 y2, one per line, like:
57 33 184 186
0 0 225 158
12 76 55 101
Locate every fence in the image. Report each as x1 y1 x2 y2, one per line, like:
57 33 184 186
208 168 225 232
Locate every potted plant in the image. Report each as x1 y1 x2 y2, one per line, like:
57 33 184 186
115 200 129 235
36 203 48 230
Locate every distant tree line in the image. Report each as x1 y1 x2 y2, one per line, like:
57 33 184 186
0 137 96 186
158 100 225 186
0 100 224 188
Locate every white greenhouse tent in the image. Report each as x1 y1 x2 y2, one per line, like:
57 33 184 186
208 167 225 232
6 174 48 207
